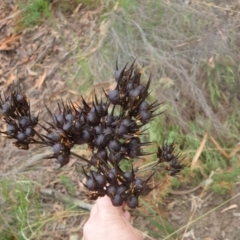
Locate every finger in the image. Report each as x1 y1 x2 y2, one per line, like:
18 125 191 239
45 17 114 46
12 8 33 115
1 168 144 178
123 210 131 222
96 195 123 215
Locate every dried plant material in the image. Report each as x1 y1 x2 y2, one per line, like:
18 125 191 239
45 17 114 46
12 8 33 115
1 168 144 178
208 56 215 68
210 135 230 159
6 73 17 87
221 204 238 213
0 34 20 51
159 77 175 89
34 70 47 89
229 144 240 158
191 132 208 169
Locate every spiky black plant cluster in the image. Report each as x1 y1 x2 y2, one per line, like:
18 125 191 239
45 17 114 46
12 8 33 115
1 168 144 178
0 61 184 208
0 85 38 150
157 142 184 176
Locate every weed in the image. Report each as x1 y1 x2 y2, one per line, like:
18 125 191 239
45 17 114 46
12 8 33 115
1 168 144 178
18 0 51 28
0 179 42 239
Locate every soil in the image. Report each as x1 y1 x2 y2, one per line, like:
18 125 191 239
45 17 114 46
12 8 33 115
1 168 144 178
0 1 240 240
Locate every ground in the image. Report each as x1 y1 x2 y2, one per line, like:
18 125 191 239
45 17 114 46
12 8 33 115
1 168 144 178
0 0 240 239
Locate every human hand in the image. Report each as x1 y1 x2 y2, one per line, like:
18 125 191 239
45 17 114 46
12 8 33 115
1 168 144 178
83 196 143 240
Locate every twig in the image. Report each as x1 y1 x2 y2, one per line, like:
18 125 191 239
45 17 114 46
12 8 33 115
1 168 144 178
40 188 93 211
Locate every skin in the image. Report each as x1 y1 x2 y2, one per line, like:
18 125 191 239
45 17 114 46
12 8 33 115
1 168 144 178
83 196 144 240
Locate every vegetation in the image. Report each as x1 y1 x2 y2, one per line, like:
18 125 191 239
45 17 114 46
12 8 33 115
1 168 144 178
1 0 240 239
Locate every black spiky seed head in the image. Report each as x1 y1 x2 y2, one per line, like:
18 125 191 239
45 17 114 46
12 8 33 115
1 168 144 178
57 154 70 167
112 194 124 206
115 125 128 137
25 127 34 137
17 132 27 142
91 172 106 188
94 125 103 135
138 110 152 123
6 124 18 136
65 113 74 122
1 102 14 116
126 195 138 208
138 101 149 110
108 90 120 105
19 116 29 129
108 139 121 153
106 185 117 198
87 112 100 126
104 115 115 126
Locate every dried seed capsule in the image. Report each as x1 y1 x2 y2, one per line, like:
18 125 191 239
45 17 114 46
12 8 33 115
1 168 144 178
6 124 18 136
129 88 141 100
47 131 61 142
90 149 108 166
104 126 114 135
65 113 74 123
108 139 121 153
30 115 38 127
114 70 121 82
138 101 149 111
91 172 106 188
126 195 138 208
63 122 72 133
94 133 111 149
53 143 62 155
120 118 132 127
107 168 118 184
85 177 97 191
54 114 64 126
112 194 124 206
123 171 135 183
94 126 103 135
138 110 152 123
104 115 115 126
87 112 100 126
93 104 104 116
1 102 14 116
129 148 140 158
106 185 117 198
72 121 82 134
115 125 128 137
80 129 93 143
25 127 34 137
17 132 27 141
96 149 108 162
57 154 70 167
109 152 122 164
108 90 120 104
19 117 29 128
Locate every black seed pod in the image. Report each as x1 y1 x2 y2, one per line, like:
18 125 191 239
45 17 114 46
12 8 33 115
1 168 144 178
112 194 124 206
17 132 27 141
126 195 138 208
25 127 34 137
106 185 117 198
108 90 120 104
87 112 100 126
6 124 18 136
108 139 121 153
19 117 29 129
